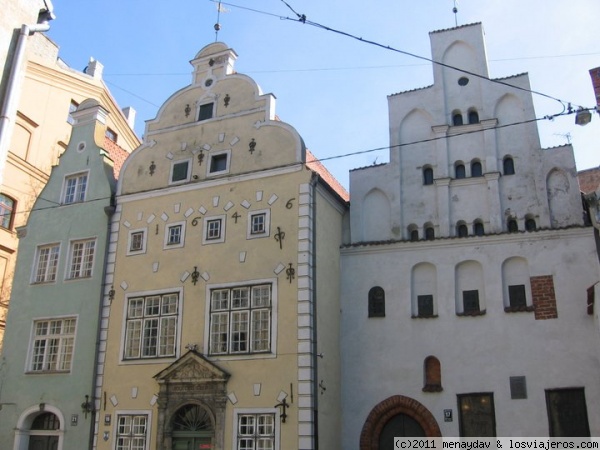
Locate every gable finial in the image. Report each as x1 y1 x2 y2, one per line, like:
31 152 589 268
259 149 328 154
452 0 459 27
214 1 229 41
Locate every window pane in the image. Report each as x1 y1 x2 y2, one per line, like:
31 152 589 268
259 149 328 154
418 295 434 317
210 154 228 173
508 285 527 308
198 103 213 121
29 318 76 372
171 161 189 182
463 290 480 313
0 194 14 229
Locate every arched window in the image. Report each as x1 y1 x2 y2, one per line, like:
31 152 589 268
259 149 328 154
425 226 435 241
473 221 484 236
31 412 60 430
457 223 468 237
408 225 419 242
455 164 466 179
452 113 463 126
468 110 479 124
0 194 15 230
423 356 443 392
471 161 482 177
423 167 434 185
507 219 518 233
503 157 515 175
368 286 385 317
525 217 536 231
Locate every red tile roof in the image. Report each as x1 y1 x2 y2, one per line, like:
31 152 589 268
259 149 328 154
578 166 600 194
103 137 131 179
306 150 349 202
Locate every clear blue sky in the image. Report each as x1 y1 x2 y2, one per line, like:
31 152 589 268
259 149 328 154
47 0 600 190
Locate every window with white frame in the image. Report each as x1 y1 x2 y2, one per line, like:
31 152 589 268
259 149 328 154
247 209 270 239
124 293 179 359
209 284 272 355
170 159 191 185
164 222 185 249
116 414 148 450
203 215 226 244
127 229 147 255
63 172 88 204
33 243 60 283
236 412 276 450
207 150 230 176
29 317 76 372
67 238 96 279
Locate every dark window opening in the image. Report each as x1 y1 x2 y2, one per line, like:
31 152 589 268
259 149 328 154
171 161 189 182
546 388 590 437
462 290 480 314
368 286 385 318
417 295 434 317
471 161 482 177
458 393 496 437
210 154 228 173
468 110 479 124
507 219 518 233
198 103 214 121
455 164 466 179
508 285 527 308
410 229 419 242
473 222 484 236
423 356 442 392
423 167 434 185
457 224 468 237
525 218 536 231
453 113 463 126
425 227 435 240
503 157 515 175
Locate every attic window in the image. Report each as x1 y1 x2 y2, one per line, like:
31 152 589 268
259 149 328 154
198 103 214 121
105 128 117 142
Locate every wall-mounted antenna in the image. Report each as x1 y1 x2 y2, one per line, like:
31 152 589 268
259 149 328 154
453 0 459 27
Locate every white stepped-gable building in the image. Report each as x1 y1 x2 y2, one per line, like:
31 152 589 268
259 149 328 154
341 23 600 446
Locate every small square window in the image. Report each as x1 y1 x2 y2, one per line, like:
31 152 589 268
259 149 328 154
203 215 226 244
247 209 270 239
171 160 191 184
418 295 434 317
198 103 214 121
164 222 185 249
210 153 228 174
508 285 527 308
127 229 147 255
462 290 480 314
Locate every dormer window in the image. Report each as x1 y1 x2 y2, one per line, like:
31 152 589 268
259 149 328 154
198 103 214 121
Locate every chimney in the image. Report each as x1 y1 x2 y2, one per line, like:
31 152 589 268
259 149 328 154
122 106 136 129
85 57 104 79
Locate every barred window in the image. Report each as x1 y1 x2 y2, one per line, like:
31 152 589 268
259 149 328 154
116 415 148 450
68 239 96 279
34 244 60 283
124 293 179 359
29 318 76 372
237 413 275 450
209 284 272 355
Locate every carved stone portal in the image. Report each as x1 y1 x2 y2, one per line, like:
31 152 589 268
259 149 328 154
154 350 230 450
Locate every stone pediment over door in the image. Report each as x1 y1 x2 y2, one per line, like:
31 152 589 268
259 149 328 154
153 350 230 450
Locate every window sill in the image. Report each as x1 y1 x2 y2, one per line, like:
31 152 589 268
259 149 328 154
422 384 443 392
26 370 70 375
456 309 486 317
411 314 438 319
504 305 535 313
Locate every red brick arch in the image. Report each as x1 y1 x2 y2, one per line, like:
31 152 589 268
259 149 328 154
360 395 441 449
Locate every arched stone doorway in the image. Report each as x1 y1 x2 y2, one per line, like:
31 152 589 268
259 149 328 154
171 403 215 450
360 395 441 450
14 405 64 450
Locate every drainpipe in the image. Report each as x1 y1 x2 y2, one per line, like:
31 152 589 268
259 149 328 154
0 3 55 186
310 172 319 450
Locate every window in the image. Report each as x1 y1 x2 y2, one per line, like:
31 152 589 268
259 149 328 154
247 210 270 239
235 412 276 450
0 194 15 230
209 284 272 355
423 167 434 185
525 218 536 231
63 172 88 204
507 219 518 233
410 229 419 242
462 290 480 314
423 356 442 392
471 161 482 177
33 244 60 283
203 215 226 244
546 388 590 437
208 151 230 175
417 295 434 317
67 100 79 125
458 393 496 437
503 157 515 175
116 414 148 450
452 113 463 126
473 221 484 236
455 164 466 179
164 222 185 249
67 238 96 279
29 317 76 372
425 226 435 240
508 285 527 308
510 376 528 399
105 127 117 142
124 292 179 359
170 160 191 184
368 286 385 318
127 229 147 255
457 223 468 237
198 102 214 121
468 110 479 124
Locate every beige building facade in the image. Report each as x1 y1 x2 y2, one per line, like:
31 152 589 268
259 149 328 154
94 43 347 450
0 0 139 348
